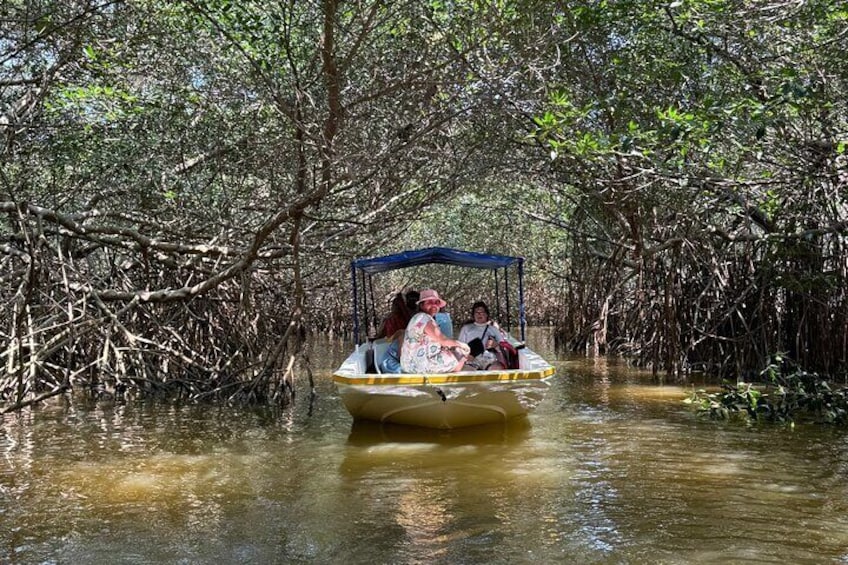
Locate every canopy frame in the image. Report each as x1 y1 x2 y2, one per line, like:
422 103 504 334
350 247 526 345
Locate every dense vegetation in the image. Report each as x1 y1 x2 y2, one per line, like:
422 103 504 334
1 0 845 413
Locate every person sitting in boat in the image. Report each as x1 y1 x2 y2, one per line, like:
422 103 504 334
404 289 420 313
434 306 453 338
400 289 470 373
458 301 506 371
376 292 412 339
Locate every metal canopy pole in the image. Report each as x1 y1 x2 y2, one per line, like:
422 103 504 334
368 274 378 335
359 269 369 341
494 269 501 323
351 262 360 345
504 266 511 333
518 258 526 341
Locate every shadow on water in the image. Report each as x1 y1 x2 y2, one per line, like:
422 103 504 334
346 417 532 447
340 418 537 485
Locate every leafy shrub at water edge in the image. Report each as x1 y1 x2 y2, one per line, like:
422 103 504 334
685 355 848 425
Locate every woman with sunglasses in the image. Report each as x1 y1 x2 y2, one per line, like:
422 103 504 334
458 301 506 371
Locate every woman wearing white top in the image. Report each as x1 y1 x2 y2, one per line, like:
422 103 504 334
458 301 505 370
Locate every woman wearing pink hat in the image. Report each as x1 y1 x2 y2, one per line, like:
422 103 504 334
400 289 470 373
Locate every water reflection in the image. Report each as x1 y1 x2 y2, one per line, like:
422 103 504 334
346 418 532 447
4 331 848 563
338 415 574 564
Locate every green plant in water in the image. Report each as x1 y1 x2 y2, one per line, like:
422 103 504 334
685 381 767 422
686 354 848 425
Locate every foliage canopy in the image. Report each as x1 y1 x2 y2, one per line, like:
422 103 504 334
1 0 845 411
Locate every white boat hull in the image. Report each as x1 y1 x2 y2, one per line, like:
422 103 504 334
333 341 555 429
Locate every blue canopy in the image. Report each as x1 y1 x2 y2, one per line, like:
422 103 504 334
350 247 526 344
353 247 523 274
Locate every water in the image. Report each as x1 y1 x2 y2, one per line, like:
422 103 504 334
3 330 848 564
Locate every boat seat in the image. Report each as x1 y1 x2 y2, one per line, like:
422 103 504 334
361 339 392 374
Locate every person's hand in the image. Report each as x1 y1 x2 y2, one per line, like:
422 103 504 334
455 341 470 356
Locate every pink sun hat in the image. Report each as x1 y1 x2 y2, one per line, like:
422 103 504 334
417 289 447 309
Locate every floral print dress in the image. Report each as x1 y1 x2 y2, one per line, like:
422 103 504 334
400 312 461 373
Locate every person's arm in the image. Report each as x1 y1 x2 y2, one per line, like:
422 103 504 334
424 318 468 352
482 322 503 349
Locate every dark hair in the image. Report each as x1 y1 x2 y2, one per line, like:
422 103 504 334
405 290 420 312
391 292 410 318
470 301 490 320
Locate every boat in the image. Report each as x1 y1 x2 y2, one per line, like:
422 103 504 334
332 247 556 429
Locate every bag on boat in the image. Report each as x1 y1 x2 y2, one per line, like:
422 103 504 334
496 340 520 370
466 337 519 370
467 337 486 357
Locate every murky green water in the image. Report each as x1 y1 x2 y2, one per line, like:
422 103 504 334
3 330 848 564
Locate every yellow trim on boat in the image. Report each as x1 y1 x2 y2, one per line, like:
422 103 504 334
332 366 555 386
